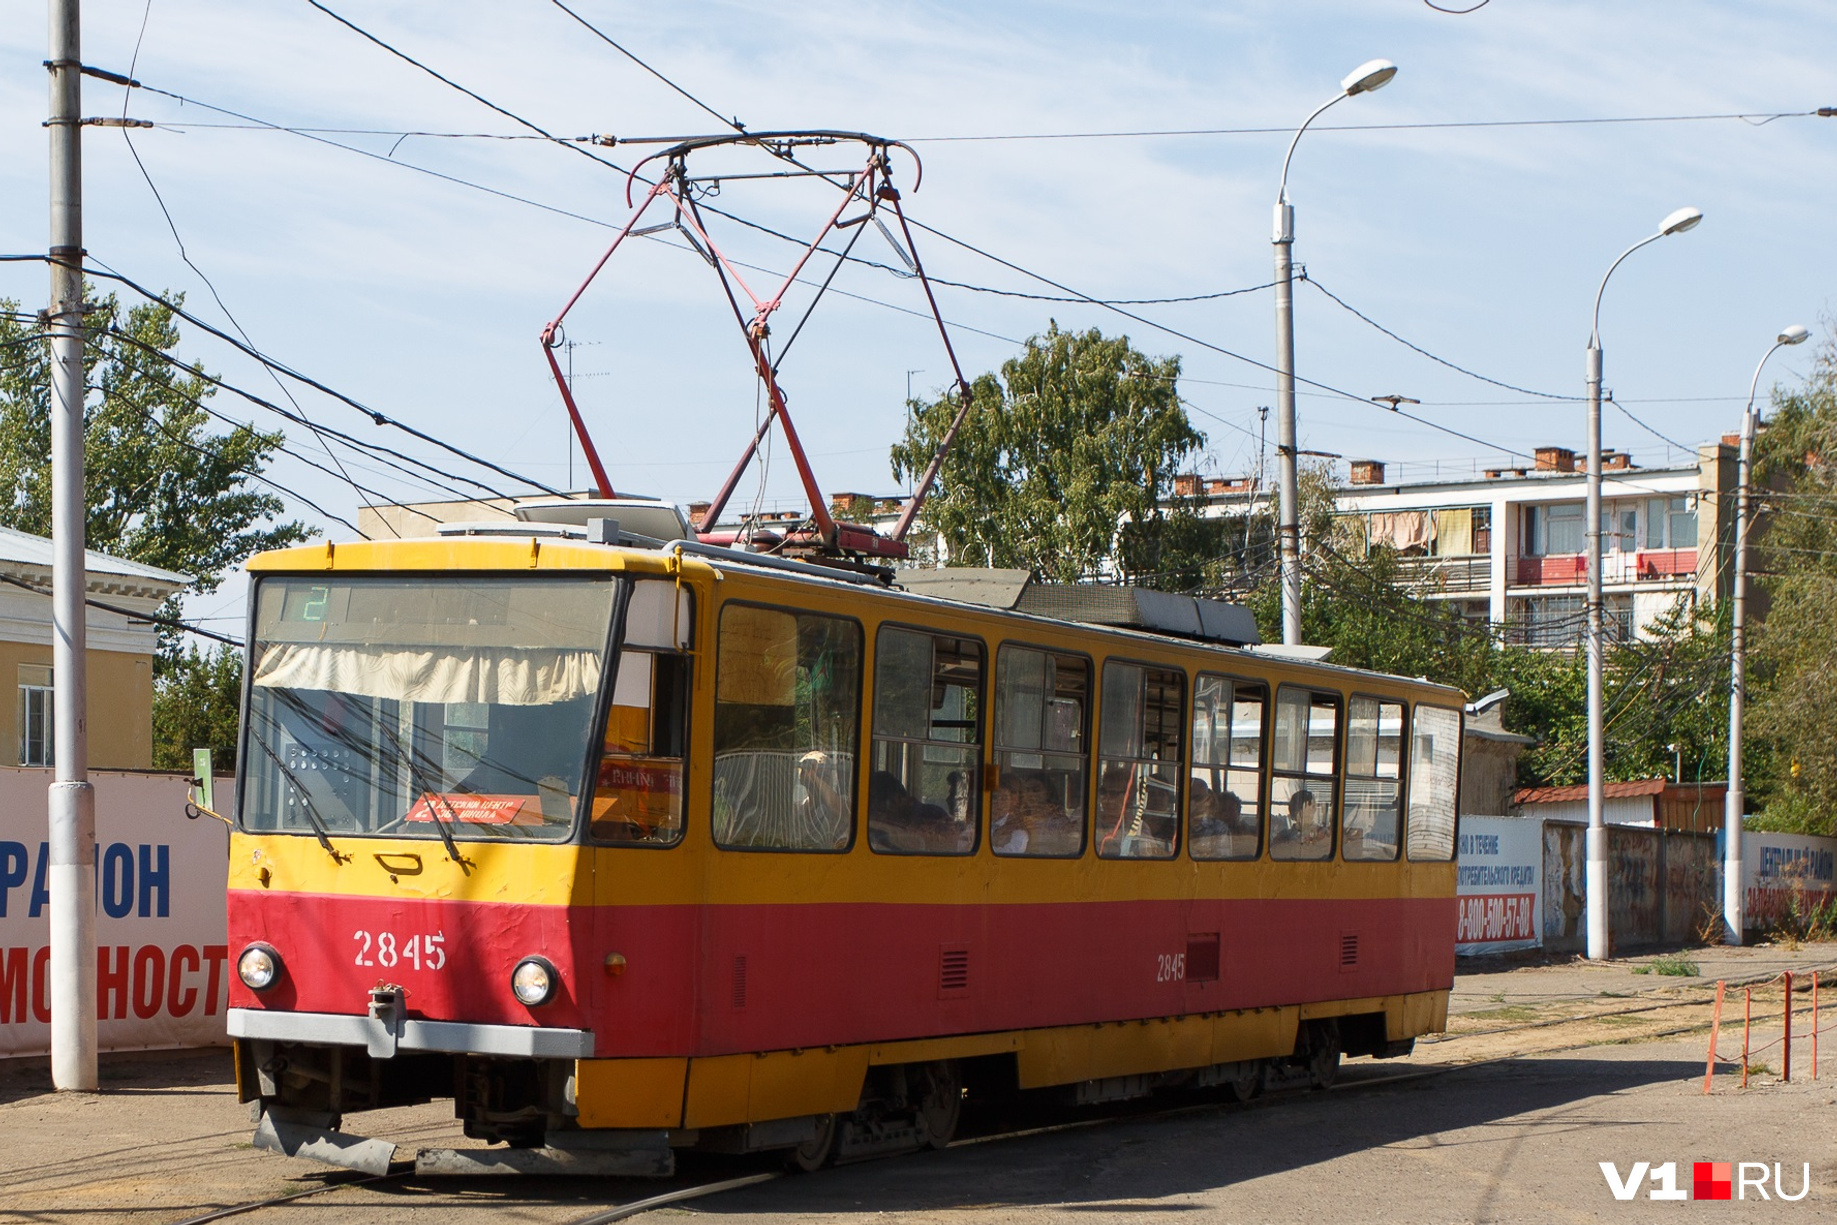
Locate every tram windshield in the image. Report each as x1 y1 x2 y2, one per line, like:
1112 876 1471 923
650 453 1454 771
240 574 619 844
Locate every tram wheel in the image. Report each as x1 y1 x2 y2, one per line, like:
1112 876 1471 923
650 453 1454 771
1227 1060 1263 1104
787 1113 838 1173
914 1061 963 1150
1305 1023 1342 1090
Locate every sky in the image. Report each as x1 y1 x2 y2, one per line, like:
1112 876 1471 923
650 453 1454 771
1 1 1833 630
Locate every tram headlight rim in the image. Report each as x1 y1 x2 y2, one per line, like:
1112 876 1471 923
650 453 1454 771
511 956 558 1007
237 943 283 993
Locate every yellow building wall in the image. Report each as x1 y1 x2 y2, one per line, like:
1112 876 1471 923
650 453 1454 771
0 641 154 770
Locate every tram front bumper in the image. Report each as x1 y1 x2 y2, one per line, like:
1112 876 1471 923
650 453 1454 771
227 1006 594 1060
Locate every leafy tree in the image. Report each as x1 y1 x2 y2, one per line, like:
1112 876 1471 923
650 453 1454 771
0 289 313 768
1745 332 1837 833
152 643 243 771
890 323 1203 582
0 289 313 636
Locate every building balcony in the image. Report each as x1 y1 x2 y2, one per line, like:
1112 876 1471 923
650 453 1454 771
1513 548 1701 587
1394 554 1491 594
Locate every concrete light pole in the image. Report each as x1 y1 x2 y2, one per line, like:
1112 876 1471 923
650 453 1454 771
1724 323 1810 945
1272 58 1396 646
47 0 97 1090
1583 206 1702 962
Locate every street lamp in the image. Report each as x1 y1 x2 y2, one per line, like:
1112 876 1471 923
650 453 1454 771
1724 322 1810 945
1583 205 1702 961
1273 58 1397 646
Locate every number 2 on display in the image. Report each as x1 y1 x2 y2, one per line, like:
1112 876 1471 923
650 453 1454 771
353 930 446 970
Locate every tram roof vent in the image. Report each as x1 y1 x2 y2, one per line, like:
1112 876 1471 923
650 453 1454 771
513 498 692 543
898 568 1260 648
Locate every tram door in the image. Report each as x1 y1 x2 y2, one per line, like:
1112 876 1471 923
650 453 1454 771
590 580 696 1051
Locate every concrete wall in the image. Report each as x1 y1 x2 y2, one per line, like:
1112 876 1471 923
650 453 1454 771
1540 821 1718 953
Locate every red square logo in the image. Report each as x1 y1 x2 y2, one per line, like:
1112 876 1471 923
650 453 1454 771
1694 1162 1732 1200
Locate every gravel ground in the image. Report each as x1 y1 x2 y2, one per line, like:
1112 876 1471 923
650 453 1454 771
3 942 1832 1225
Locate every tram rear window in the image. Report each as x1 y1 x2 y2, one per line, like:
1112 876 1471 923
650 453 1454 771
239 575 618 843
1406 704 1462 861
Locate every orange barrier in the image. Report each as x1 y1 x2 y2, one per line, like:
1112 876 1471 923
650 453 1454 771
1742 987 1752 1088
1784 971 1794 1082
1704 979 1726 1094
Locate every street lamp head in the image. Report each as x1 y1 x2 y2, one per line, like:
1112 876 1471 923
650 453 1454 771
1780 324 1811 346
1659 206 1703 236
1342 59 1398 96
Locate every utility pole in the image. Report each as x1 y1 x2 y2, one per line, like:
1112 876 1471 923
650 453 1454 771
47 0 97 1091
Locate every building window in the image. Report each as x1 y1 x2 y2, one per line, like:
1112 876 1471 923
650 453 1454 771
1510 595 1633 647
1603 504 1638 554
19 664 53 767
1524 503 1585 555
1645 496 1697 549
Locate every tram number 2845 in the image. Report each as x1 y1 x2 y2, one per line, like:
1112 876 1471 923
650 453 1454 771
353 930 447 970
1155 953 1186 983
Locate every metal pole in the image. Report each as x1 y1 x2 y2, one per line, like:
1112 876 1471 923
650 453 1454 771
47 0 97 1092
1578 210 1700 961
1725 392 1757 947
1585 340 1610 961
1272 204 1301 646
1726 327 1807 945
1266 64 1397 643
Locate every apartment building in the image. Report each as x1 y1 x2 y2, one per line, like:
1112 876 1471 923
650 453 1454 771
1332 443 1735 645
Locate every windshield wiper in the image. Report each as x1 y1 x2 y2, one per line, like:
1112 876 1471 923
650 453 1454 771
247 729 348 864
416 790 472 873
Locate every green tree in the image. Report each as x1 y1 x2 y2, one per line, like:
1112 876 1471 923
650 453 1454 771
0 289 313 769
890 324 1203 582
1745 332 1837 833
152 643 244 771
0 289 312 629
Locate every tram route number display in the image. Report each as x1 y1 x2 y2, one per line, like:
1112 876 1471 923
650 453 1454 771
353 929 447 970
0 769 233 1057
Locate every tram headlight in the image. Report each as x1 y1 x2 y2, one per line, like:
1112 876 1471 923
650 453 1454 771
237 943 282 992
511 956 557 1007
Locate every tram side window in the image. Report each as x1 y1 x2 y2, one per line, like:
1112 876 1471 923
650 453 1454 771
592 581 693 847
1268 687 1339 862
1406 704 1462 861
991 646 1088 858
712 603 862 852
1095 661 1183 860
1343 695 1404 862
868 627 982 855
1189 675 1264 861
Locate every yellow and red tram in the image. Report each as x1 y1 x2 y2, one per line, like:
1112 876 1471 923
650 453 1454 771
226 513 1463 1174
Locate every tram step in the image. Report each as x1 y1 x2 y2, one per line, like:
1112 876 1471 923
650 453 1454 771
252 1107 399 1176
414 1144 675 1177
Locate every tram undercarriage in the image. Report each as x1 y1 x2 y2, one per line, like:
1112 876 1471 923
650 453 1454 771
233 1004 1422 1178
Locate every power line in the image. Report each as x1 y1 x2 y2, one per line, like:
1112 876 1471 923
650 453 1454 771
1304 275 1576 402
80 264 565 496
899 109 1825 144
542 0 747 134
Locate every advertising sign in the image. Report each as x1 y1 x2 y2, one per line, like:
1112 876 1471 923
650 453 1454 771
1456 815 1542 955
1 768 231 1057
1741 830 1837 932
